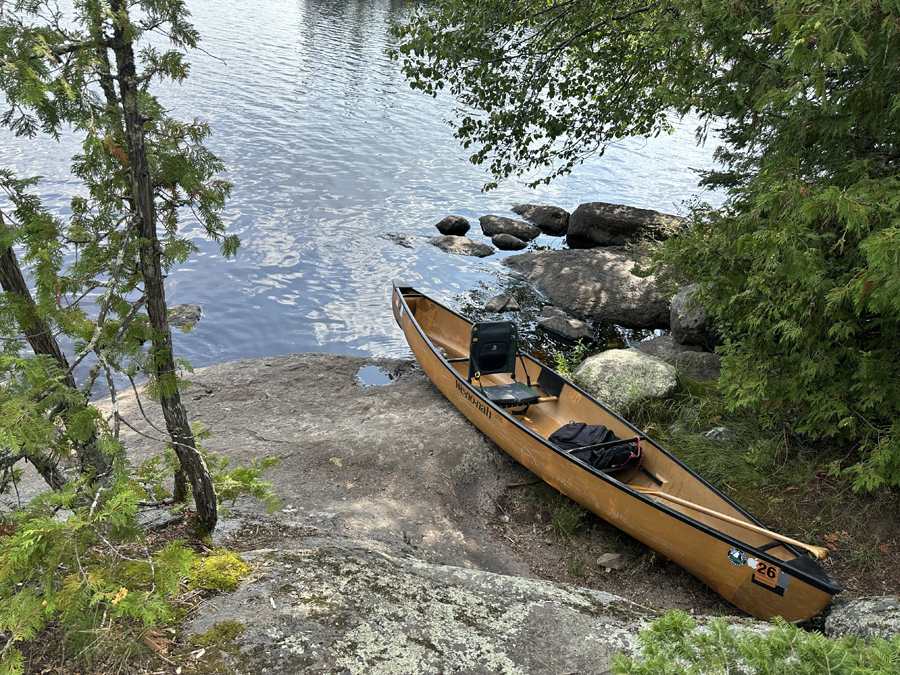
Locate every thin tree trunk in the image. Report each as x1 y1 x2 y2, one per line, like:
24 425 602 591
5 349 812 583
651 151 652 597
110 8 217 534
0 217 110 488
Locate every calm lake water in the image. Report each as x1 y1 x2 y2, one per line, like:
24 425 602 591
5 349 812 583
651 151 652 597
1 0 721 369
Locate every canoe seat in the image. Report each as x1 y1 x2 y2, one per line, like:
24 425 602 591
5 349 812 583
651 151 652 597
468 321 540 409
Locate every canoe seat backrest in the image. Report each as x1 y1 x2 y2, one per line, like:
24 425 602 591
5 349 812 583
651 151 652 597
468 321 541 410
468 321 519 379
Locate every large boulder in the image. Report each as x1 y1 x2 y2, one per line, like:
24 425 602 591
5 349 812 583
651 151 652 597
435 215 471 236
566 202 684 248
480 215 542 242
502 249 669 329
574 349 678 412
671 283 720 349
511 204 570 236
634 335 721 382
430 235 495 258
825 596 900 642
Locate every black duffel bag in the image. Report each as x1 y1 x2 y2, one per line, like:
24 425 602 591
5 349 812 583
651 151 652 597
549 422 642 471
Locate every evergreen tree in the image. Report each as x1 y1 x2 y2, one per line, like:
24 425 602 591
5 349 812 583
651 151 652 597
0 0 239 531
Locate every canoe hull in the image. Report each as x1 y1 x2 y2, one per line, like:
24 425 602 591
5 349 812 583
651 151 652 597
392 283 841 621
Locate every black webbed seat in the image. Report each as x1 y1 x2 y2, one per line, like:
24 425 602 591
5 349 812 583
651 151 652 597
468 321 540 409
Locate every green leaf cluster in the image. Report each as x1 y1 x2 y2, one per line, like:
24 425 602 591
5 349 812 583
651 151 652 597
135 423 281 517
0 477 197 673
0 0 238 413
389 0 678 188
652 3 900 490
612 610 900 674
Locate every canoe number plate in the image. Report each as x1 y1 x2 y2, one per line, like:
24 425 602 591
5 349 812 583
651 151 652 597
752 560 781 589
727 548 790 595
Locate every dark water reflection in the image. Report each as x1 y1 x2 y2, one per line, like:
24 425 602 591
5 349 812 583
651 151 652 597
0 0 721 370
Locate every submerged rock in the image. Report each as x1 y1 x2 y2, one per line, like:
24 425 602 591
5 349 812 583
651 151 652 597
484 294 520 313
168 303 201 327
429 235 495 258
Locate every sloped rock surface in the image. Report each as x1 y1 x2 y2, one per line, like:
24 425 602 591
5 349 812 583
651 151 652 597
502 249 669 328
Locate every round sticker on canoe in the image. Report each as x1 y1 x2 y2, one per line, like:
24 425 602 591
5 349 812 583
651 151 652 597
727 548 747 566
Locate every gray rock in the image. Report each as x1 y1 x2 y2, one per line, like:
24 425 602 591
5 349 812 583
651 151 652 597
502 249 669 329
674 351 721 382
435 215 471 236
479 214 542 242
575 349 678 412
492 233 528 251
825 596 900 642
701 427 736 446
537 306 593 343
136 509 183 532
73 352 883 672
671 284 720 348
597 553 627 571
168 303 201 327
566 202 685 248
512 204 570 236
429 235 495 258
383 232 424 249
634 335 721 382
88 353 534 576
484 294 520 313
188 542 654 674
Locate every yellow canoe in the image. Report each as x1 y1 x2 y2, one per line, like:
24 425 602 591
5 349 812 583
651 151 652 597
392 281 842 621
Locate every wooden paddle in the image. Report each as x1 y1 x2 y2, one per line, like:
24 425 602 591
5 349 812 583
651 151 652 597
633 487 830 561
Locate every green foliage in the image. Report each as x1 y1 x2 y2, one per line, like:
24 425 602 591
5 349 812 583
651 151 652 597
389 0 678 189
612 610 900 674
0 0 239 493
551 339 591 381
393 0 900 489
135 423 281 516
0 477 198 673
652 2 900 490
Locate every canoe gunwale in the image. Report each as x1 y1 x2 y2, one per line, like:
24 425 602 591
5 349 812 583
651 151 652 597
391 281 842 598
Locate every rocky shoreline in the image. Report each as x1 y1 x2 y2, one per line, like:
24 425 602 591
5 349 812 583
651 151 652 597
110 354 900 672
430 201 724 391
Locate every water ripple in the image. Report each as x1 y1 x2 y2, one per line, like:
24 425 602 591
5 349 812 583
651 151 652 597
1 0 723 368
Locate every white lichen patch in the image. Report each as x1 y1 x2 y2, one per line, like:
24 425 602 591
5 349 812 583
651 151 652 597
242 545 655 674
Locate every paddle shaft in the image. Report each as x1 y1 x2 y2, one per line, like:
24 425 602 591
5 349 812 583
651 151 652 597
634 488 830 561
